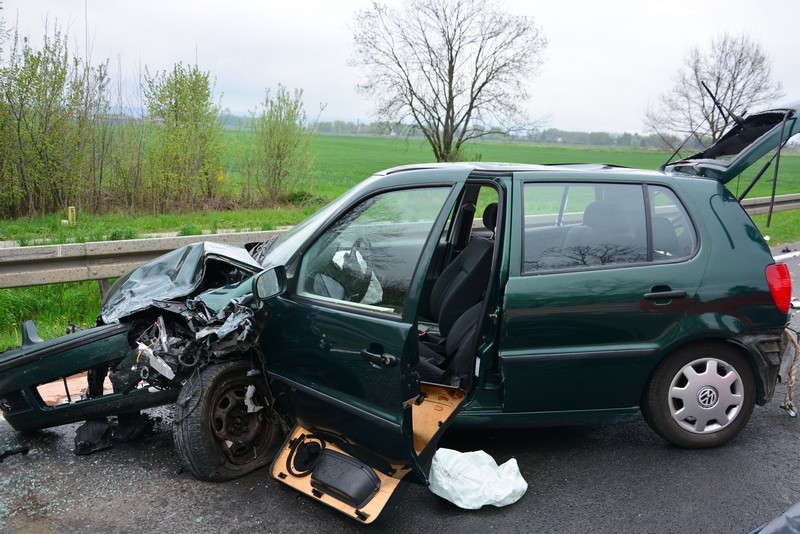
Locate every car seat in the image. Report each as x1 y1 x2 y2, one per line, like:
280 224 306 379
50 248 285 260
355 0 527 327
426 203 496 338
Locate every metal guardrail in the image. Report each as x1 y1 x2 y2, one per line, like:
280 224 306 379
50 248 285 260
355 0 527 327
0 231 283 289
740 193 800 215
0 194 796 290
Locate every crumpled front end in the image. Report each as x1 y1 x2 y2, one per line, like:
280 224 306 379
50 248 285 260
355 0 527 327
0 243 270 433
110 280 269 394
100 241 262 324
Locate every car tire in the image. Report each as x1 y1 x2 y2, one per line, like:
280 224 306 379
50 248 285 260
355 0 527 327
173 359 283 481
641 342 755 449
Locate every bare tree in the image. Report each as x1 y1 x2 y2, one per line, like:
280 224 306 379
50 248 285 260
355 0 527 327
350 0 547 162
645 33 783 148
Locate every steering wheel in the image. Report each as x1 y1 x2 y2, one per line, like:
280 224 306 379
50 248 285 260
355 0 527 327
341 237 373 301
347 237 371 264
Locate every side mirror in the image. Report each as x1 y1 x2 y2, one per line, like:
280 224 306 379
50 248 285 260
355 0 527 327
253 266 287 300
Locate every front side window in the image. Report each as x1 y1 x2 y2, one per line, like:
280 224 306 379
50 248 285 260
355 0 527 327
523 183 647 272
297 187 451 314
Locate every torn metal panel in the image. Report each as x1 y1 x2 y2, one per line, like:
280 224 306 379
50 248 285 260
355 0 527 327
100 242 262 324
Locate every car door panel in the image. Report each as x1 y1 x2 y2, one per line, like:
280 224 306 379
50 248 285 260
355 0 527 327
265 297 417 461
270 383 463 523
261 183 468 522
501 258 702 413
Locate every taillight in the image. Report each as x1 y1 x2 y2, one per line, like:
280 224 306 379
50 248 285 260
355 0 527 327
766 263 792 313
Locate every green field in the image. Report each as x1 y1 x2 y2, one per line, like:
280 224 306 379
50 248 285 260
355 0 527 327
4 133 800 242
1 134 799 350
304 134 800 201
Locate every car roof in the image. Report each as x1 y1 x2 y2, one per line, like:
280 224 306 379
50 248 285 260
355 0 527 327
377 161 672 181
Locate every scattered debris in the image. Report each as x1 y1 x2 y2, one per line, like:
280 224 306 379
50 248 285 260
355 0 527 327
781 328 799 417
244 385 264 413
0 445 29 463
114 413 155 443
74 419 113 455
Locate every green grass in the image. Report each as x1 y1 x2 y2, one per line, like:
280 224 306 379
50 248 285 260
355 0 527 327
0 282 101 350
0 206 324 243
1 134 800 352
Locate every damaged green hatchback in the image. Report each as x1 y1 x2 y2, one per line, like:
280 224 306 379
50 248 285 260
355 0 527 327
1 102 798 523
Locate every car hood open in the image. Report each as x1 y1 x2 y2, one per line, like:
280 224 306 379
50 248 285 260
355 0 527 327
664 102 799 184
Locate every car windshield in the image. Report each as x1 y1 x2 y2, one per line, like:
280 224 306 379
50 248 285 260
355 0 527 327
259 175 384 268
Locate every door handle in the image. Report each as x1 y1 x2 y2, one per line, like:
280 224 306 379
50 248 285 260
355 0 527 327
361 349 398 367
643 290 687 300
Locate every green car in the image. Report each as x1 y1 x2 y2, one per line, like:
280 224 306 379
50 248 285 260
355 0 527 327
1 103 798 522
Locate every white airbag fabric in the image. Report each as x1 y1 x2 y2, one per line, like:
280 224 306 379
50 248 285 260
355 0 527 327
428 448 528 509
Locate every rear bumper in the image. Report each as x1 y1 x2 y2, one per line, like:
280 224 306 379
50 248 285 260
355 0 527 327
733 329 788 405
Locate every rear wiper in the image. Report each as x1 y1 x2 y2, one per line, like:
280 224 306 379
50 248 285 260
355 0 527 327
702 81 747 129
658 81 748 171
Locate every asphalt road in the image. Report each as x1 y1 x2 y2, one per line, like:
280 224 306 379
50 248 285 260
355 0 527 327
1 246 800 533
2 388 799 534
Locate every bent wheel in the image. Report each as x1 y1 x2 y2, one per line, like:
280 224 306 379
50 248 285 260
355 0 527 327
173 360 283 481
642 342 756 448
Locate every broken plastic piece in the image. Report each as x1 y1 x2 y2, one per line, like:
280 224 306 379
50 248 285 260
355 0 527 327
74 419 113 455
244 385 264 413
136 342 176 380
21 320 43 346
428 448 528 509
114 412 155 442
0 445 29 463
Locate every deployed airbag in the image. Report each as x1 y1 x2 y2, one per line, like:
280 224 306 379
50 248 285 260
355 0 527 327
429 448 527 509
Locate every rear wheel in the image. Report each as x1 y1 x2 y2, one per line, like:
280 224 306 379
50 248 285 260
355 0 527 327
173 360 283 481
641 342 755 448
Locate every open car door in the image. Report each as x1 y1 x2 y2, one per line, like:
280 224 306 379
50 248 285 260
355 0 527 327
260 180 469 523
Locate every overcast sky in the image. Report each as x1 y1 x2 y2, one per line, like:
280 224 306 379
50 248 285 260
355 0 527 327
3 0 799 133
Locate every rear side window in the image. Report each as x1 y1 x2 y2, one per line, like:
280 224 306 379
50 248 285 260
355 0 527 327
522 183 695 273
648 185 696 259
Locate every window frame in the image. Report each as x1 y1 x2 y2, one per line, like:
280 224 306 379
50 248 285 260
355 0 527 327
520 181 698 276
292 184 456 319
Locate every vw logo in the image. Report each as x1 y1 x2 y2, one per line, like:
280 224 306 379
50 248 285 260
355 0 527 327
697 386 719 408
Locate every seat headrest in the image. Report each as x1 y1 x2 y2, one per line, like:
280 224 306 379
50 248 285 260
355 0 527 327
583 201 625 232
482 203 498 231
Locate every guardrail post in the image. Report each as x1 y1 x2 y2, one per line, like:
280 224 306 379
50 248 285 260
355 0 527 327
98 279 111 300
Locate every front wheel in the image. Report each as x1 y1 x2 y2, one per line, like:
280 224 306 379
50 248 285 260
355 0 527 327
173 360 284 481
641 342 756 448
